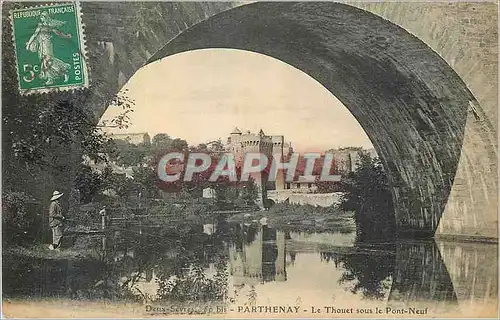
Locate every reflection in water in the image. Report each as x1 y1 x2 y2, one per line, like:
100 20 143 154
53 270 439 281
118 222 231 303
229 225 286 285
3 221 497 315
321 245 395 300
389 241 458 309
438 241 498 310
2 255 113 300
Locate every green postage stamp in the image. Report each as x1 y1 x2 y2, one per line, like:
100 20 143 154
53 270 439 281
10 2 88 94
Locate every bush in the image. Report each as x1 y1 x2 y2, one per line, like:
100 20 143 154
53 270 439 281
2 191 43 245
339 152 396 242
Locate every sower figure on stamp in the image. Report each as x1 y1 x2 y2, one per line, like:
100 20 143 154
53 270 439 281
25 11 72 85
48 190 65 250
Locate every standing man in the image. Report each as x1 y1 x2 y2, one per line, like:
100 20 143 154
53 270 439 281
49 190 65 250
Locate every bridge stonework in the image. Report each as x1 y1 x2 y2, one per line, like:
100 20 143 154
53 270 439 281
32 2 496 239
349 2 498 239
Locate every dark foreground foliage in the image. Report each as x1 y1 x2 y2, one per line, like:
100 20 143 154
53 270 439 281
339 151 396 242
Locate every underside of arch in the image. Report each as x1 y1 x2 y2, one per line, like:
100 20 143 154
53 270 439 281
147 2 478 237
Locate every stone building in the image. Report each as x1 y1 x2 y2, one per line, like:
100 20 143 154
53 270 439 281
327 147 378 173
110 132 151 145
227 128 292 207
288 176 319 193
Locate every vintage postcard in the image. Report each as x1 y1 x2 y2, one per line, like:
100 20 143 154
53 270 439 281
2 1 498 319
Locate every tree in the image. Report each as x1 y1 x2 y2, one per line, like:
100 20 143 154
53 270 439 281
151 133 188 159
339 151 396 242
111 140 147 167
104 173 137 199
74 164 109 204
170 138 188 152
2 4 133 245
315 177 343 193
152 133 172 148
133 166 160 199
240 178 258 206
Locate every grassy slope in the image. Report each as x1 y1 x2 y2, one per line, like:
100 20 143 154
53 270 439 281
227 203 355 234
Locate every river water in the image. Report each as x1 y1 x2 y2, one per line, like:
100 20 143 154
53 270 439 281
3 221 498 317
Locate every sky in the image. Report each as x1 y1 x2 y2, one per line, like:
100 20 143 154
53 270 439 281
100 49 373 152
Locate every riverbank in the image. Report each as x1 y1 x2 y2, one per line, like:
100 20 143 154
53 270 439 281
227 203 355 234
3 243 101 261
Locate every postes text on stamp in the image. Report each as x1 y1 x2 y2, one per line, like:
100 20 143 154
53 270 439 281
10 2 88 94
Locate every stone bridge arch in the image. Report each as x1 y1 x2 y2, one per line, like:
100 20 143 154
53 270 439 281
78 2 497 239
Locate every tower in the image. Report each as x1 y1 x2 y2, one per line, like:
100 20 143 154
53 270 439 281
271 135 286 190
228 127 243 165
227 128 285 209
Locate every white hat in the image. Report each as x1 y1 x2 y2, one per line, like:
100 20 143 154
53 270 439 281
50 190 64 201
259 217 268 226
